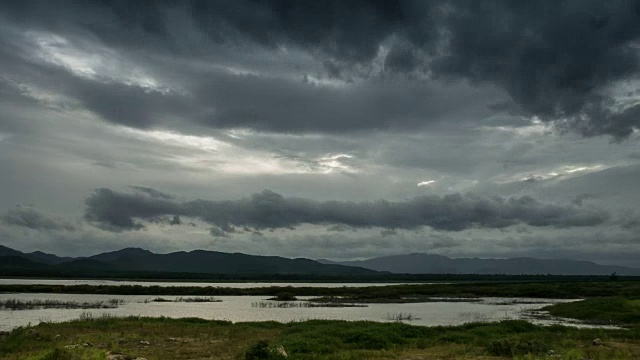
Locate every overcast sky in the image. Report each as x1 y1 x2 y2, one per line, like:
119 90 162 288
1 0 640 266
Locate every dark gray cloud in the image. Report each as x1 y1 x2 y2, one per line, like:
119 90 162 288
69 80 200 130
84 188 609 233
84 188 172 231
192 72 493 132
384 44 424 73
189 0 419 64
209 226 228 238
1 205 76 231
130 186 174 200
0 24 498 134
431 1 640 139
572 193 598 206
1 0 639 137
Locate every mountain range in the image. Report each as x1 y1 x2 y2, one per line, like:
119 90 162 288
0 245 377 276
1 244 639 276
318 253 640 276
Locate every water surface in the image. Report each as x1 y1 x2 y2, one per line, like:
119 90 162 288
0 278 425 288
0 293 586 331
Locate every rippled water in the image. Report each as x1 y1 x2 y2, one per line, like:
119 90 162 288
0 293 583 331
0 278 426 288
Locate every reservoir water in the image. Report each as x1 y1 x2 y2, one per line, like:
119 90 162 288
0 278 425 288
0 292 590 332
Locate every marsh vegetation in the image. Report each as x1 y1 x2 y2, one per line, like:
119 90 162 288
3 279 639 299
144 296 222 303
1 311 640 359
384 312 420 321
251 301 366 308
0 298 124 311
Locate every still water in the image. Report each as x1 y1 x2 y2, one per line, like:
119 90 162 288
0 293 585 332
0 278 424 288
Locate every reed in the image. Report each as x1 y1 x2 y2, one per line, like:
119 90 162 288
384 312 420 321
251 301 366 308
144 296 222 303
0 298 124 310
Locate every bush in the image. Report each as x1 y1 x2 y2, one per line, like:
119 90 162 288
243 340 287 360
244 340 271 359
486 337 548 357
270 292 297 301
38 348 74 360
343 331 391 350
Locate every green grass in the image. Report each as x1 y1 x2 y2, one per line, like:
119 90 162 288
1 316 640 359
543 297 640 325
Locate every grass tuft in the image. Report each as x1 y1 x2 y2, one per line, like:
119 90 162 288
37 348 74 360
485 337 548 357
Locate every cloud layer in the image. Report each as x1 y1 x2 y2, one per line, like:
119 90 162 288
2 205 76 231
1 1 640 266
84 188 609 232
1 1 639 137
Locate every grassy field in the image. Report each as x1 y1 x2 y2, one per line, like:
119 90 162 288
1 315 639 360
1 296 640 360
543 297 640 325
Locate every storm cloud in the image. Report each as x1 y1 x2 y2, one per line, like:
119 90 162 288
2 205 76 231
1 0 639 136
1 1 640 265
84 188 609 233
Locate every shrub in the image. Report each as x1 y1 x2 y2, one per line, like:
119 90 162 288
270 292 297 301
244 340 271 359
38 348 74 360
486 337 548 357
243 340 287 360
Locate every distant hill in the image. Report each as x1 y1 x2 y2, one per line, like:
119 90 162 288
0 256 50 269
27 251 74 265
0 245 379 276
0 245 73 265
3 244 638 277
318 253 640 276
86 248 378 275
0 245 26 258
89 247 154 263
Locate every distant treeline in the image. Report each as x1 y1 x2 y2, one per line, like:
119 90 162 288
1 268 638 282
2 280 639 299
